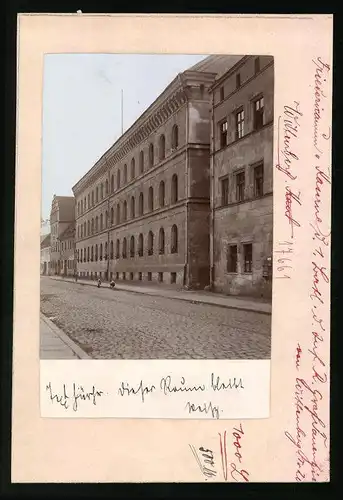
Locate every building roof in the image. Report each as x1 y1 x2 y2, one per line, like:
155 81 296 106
51 196 75 221
59 222 75 241
40 233 51 248
188 55 244 80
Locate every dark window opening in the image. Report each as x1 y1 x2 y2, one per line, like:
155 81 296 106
147 272 152 281
219 120 228 148
227 245 238 273
221 177 229 206
253 96 264 130
235 109 244 140
171 272 176 284
236 172 245 202
220 86 224 101
158 272 163 283
236 73 241 88
254 163 264 197
243 243 253 273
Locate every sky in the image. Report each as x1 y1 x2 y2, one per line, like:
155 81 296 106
41 53 207 229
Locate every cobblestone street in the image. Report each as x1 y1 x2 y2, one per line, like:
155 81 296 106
40 277 271 360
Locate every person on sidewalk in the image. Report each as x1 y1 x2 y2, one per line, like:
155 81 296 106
97 278 102 288
110 278 116 289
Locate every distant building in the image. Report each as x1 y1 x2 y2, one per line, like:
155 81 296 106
209 55 274 297
72 55 242 288
50 195 75 275
59 222 76 276
40 233 51 275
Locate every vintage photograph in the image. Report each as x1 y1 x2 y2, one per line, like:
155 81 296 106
40 53 274 360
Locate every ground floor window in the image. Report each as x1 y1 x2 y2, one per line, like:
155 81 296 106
138 272 142 281
147 272 152 281
123 272 126 280
116 272 119 280
227 245 238 273
243 243 253 273
130 272 133 280
158 272 163 282
170 272 176 284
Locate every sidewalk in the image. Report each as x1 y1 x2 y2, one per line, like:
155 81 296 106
46 275 272 315
40 313 91 359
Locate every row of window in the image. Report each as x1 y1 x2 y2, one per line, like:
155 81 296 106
77 175 178 239
77 125 179 216
219 95 265 149
218 57 261 103
220 162 264 206
51 239 73 252
77 225 179 263
226 243 253 274
78 271 178 284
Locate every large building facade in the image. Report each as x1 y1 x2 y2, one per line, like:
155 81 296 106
50 195 75 275
73 56 242 289
209 55 274 297
40 233 51 275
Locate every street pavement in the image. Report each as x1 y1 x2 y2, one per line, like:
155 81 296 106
40 276 271 360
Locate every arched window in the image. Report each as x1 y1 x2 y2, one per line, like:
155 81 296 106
116 203 120 224
80 200 83 213
91 246 94 261
131 158 135 179
110 241 113 259
105 210 108 228
148 186 154 211
91 218 94 234
101 183 104 199
84 197 86 210
138 234 143 257
139 151 144 173
159 228 165 254
87 247 90 262
122 238 127 258
159 181 165 207
95 216 99 232
83 222 86 236
95 244 98 261
159 134 166 160
149 143 154 167
139 192 144 215
100 213 103 230
124 164 128 184
87 193 90 208
111 174 114 193
116 239 120 259
172 124 179 149
130 236 135 258
80 225 83 238
105 179 109 195
148 231 154 255
87 220 90 236
105 241 108 260
81 249 83 262
131 196 135 219
96 187 99 203
91 191 94 206
123 200 127 221
117 169 121 189
171 225 178 253
171 174 178 204
100 243 103 260
110 207 114 225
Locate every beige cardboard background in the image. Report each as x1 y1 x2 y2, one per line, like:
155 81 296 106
13 14 332 482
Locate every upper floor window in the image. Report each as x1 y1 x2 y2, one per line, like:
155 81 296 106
171 225 178 254
115 239 120 259
105 210 108 228
131 158 135 180
235 108 245 140
254 162 264 197
148 231 154 256
95 187 98 203
87 220 90 236
110 241 114 259
87 193 90 208
138 233 143 257
111 175 114 193
171 125 179 150
236 171 245 202
254 57 260 74
117 169 121 189
220 86 224 101
171 174 178 204
91 218 94 234
139 151 144 173
122 238 127 259
159 180 165 207
253 96 264 130
139 192 144 216
221 177 229 206
116 204 120 224
101 184 104 199
219 120 228 148
236 73 241 88
110 207 114 225
159 134 166 161
131 196 135 219
91 191 94 206
100 213 103 231
105 179 109 195
124 164 128 184
130 236 135 258
148 187 154 212
95 216 99 232
123 200 127 221
149 143 154 168
159 228 165 255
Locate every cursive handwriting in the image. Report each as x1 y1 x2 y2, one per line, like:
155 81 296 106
230 423 249 482
296 344 302 371
275 101 302 181
210 373 244 391
274 240 294 279
185 401 221 419
313 57 331 154
189 445 217 480
285 186 302 238
46 382 69 410
118 380 156 403
160 375 205 395
45 382 104 412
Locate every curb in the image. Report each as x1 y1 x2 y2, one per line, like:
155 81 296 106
41 313 91 359
45 276 271 316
